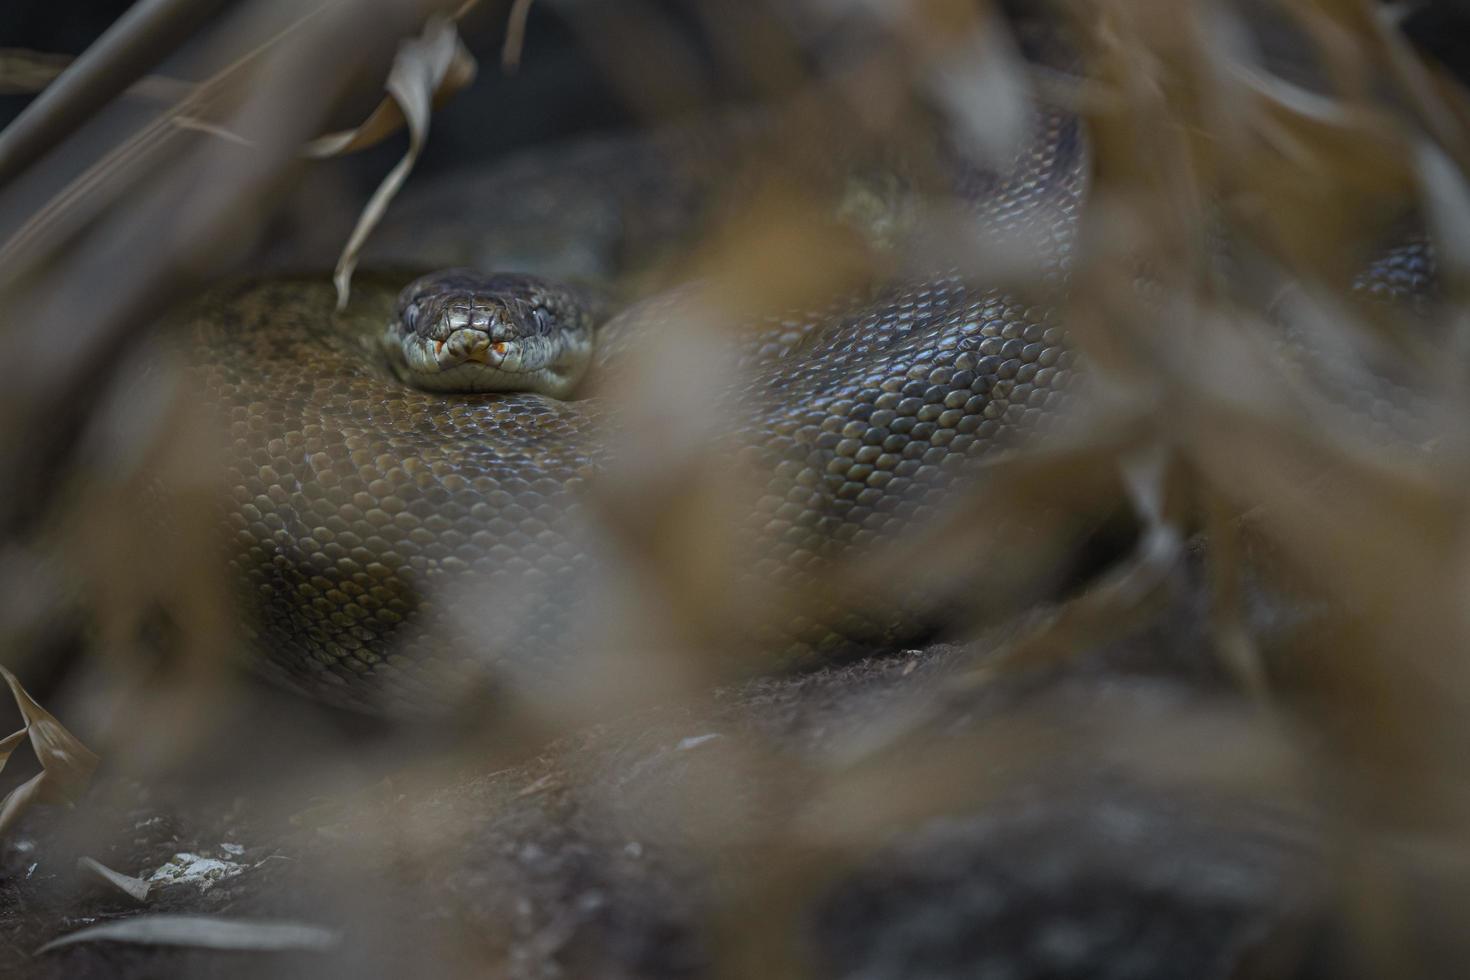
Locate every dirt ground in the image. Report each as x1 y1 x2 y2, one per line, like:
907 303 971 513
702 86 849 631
0 546 1367 979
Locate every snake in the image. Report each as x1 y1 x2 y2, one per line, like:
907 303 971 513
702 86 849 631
179 89 1432 715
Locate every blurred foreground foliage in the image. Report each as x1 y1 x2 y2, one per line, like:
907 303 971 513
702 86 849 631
2 1 1470 978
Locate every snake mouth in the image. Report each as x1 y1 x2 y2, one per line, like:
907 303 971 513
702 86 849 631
431 329 520 371
384 322 575 394
461 343 511 365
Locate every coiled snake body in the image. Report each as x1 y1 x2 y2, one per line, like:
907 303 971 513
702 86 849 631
185 106 1119 713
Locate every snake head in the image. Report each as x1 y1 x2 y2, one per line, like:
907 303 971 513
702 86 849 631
385 269 595 398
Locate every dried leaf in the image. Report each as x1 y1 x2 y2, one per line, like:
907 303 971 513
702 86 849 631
300 31 475 158
36 915 341 955
323 15 477 308
0 774 48 839
78 856 153 903
0 664 99 837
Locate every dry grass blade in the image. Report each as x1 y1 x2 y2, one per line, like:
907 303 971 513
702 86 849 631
0 0 228 188
1417 138 1470 294
0 0 451 548
501 0 536 72
0 0 368 276
6 0 1470 975
970 443 1185 679
0 48 195 108
1363 2 1470 172
0 665 99 837
36 915 342 954
0 48 198 104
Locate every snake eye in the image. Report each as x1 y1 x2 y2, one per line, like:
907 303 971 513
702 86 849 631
403 303 420 333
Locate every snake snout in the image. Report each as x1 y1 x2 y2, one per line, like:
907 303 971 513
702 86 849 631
439 329 520 371
442 328 489 363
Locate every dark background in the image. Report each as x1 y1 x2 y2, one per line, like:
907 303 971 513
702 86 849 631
0 0 760 192
4 0 1468 194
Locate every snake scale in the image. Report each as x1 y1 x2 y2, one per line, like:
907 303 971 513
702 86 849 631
178 99 1088 714
179 87 1429 715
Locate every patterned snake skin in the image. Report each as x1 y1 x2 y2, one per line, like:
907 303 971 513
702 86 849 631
181 105 1099 713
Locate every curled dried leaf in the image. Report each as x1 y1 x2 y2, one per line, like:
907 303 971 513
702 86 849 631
301 27 475 159
321 15 478 308
0 664 99 838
